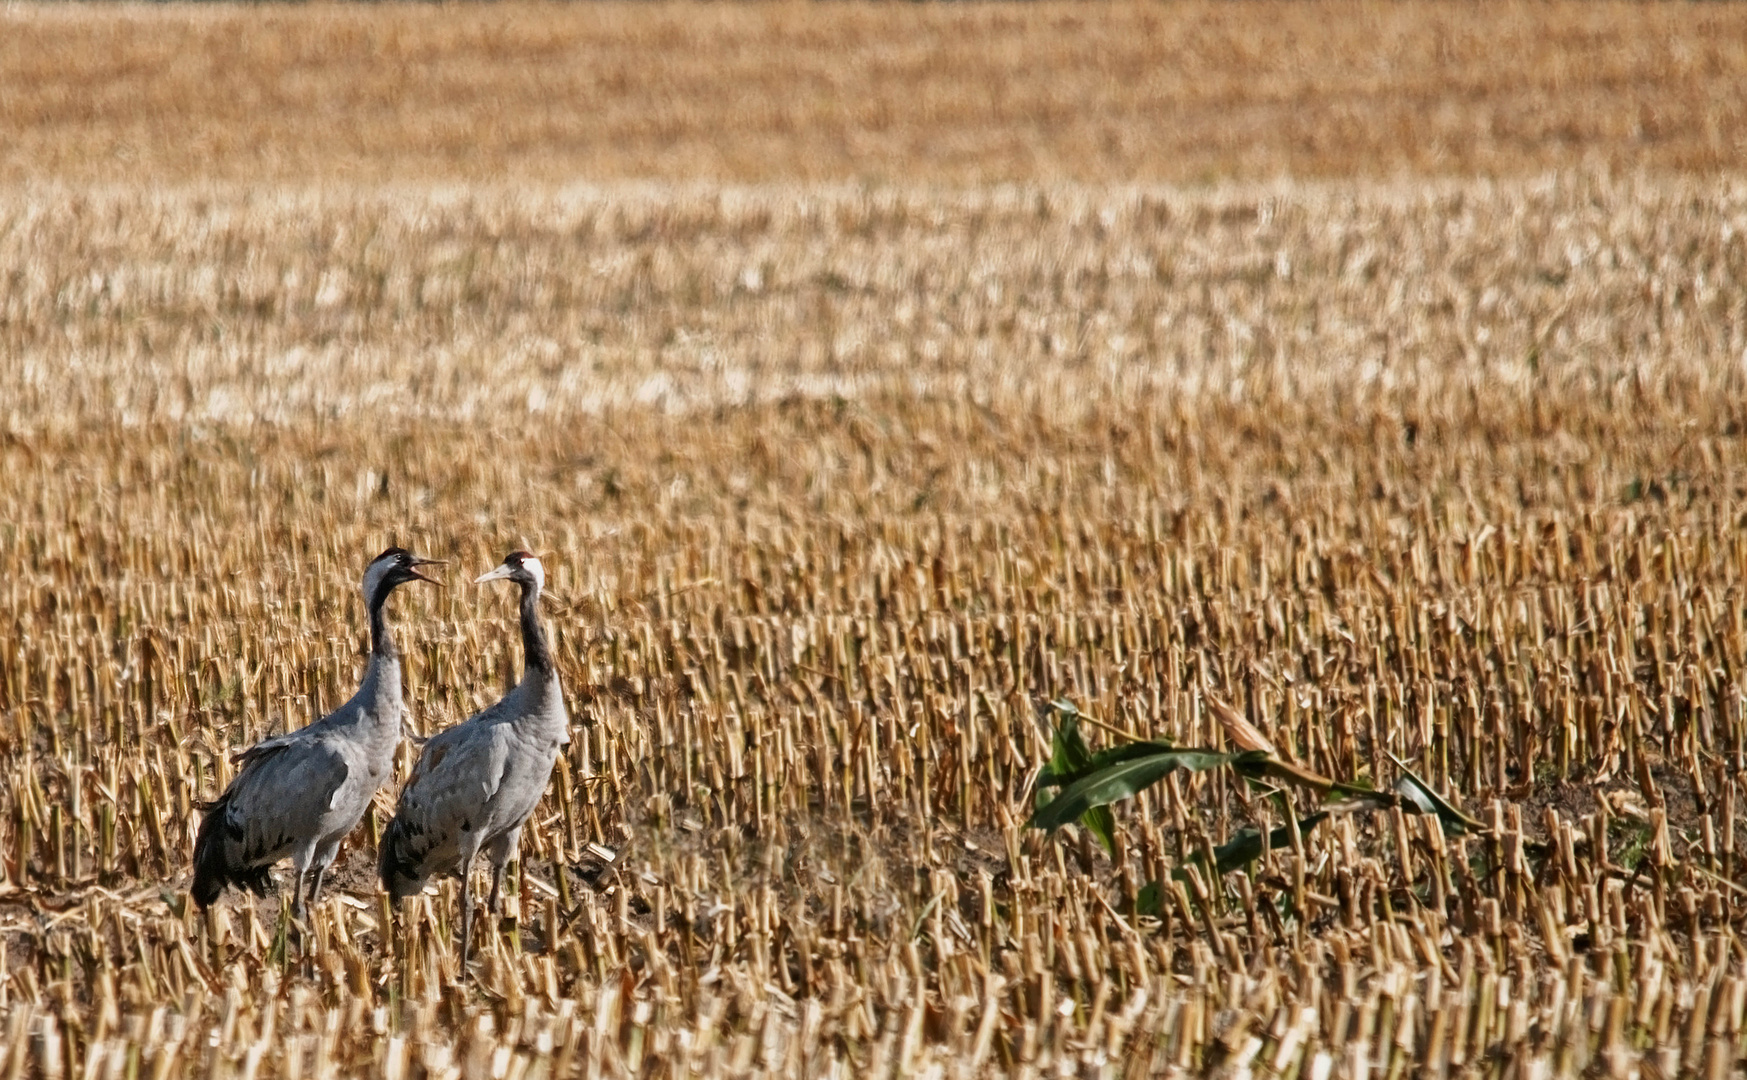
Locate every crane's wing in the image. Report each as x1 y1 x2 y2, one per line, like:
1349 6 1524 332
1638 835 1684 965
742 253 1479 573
205 738 352 871
402 723 512 827
231 728 304 767
380 721 512 886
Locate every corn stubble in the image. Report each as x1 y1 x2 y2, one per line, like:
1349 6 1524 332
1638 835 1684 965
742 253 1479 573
1 2 1744 185
3 173 1747 1076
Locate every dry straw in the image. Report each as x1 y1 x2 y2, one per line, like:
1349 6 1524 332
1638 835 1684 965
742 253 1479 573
0 1 1743 185
0 172 1744 1076
1 4 1747 1074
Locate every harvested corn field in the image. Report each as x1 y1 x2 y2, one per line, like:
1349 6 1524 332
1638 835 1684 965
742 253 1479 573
4 174 1747 1078
1 2 1745 185
4 4 1747 1079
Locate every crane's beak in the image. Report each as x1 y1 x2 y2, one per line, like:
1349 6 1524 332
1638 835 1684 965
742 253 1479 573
475 563 516 585
409 556 447 586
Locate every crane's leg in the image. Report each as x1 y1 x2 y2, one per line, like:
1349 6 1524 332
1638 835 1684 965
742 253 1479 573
459 870 475 970
456 833 485 974
289 848 314 921
485 830 519 915
305 865 327 915
306 840 340 912
284 846 317 964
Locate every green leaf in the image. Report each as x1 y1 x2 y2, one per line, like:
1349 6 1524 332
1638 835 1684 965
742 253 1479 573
1389 755 1485 836
1134 880 1164 917
1612 819 1653 871
1080 806 1118 854
1045 711 1094 784
1321 791 1400 814
1175 812 1330 879
1028 746 1240 832
1034 708 1117 853
1037 739 1179 790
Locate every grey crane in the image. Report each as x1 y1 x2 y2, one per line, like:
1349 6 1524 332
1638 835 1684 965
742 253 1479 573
192 547 442 915
379 550 569 964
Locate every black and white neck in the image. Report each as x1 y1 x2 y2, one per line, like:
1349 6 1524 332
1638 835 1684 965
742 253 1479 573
359 546 439 661
367 578 402 660
477 550 555 679
518 572 554 678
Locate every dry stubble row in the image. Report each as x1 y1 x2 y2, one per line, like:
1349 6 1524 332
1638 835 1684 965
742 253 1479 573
2 2 1745 185
1 175 1747 1076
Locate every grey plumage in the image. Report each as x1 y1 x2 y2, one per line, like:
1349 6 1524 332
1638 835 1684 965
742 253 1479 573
192 547 441 915
380 550 569 964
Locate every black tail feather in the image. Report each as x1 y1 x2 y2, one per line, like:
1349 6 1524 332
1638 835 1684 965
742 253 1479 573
378 813 426 901
191 794 268 908
191 800 232 908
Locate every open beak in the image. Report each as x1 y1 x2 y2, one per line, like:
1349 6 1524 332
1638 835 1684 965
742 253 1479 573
474 563 516 585
409 556 447 586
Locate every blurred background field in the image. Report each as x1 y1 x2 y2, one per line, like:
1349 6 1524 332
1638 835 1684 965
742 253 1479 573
1 1 1744 185
2 4 1747 1079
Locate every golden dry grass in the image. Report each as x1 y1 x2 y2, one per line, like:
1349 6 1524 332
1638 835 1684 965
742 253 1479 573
1 1 1744 184
4 174 1747 1077
6 3 1747 1078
